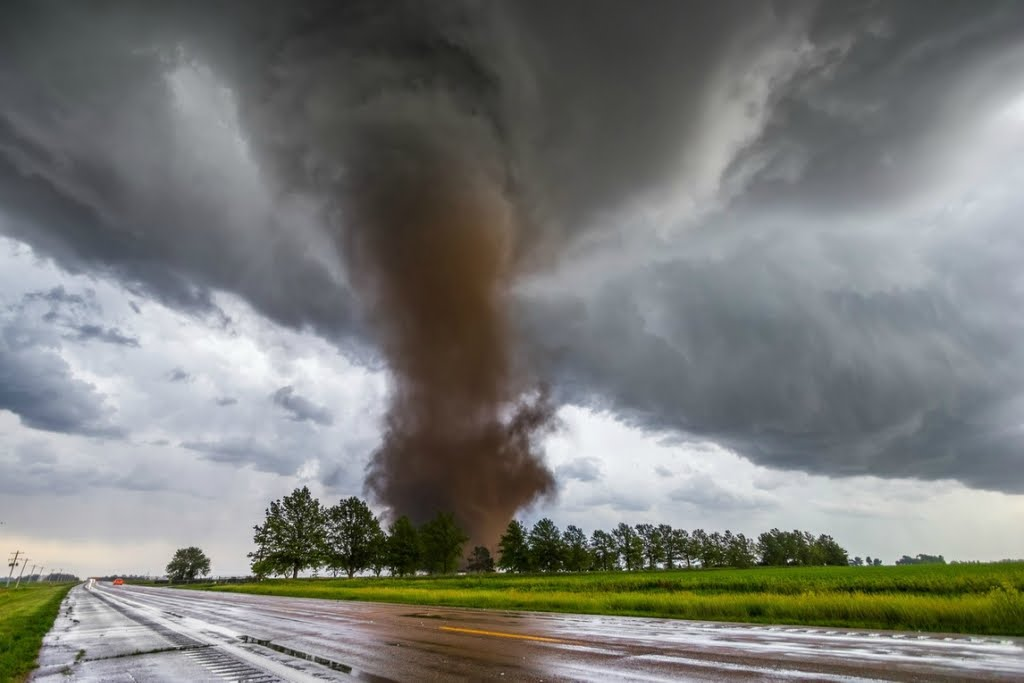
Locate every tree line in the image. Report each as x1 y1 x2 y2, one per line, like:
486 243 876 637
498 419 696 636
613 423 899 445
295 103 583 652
247 487 851 578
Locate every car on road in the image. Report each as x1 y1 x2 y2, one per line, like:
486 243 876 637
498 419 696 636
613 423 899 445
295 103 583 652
112 578 124 585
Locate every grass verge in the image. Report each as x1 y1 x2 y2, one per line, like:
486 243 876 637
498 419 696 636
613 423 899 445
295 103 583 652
0 583 75 682
191 564 1024 636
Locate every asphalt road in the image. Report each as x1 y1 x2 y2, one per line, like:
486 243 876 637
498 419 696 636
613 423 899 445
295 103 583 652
32 581 1024 682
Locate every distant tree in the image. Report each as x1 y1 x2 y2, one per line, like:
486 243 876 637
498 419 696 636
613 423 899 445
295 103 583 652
896 553 946 565
815 534 848 566
419 512 469 574
324 497 382 578
635 524 666 570
865 556 872 566
851 556 864 567
562 525 591 572
723 531 757 568
589 529 618 571
250 486 326 579
387 516 421 577
872 558 882 566
613 523 644 571
668 528 693 569
466 546 495 573
658 524 677 569
529 518 565 572
368 520 388 577
166 546 211 583
498 520 532 573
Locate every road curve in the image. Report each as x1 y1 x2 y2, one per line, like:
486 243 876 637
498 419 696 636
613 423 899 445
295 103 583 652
33 581 1024 682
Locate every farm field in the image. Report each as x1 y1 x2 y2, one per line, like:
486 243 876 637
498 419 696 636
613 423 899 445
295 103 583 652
0 583 74 682
192 562 1024 636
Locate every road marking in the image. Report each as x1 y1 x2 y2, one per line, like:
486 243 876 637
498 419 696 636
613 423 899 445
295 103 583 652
439 626 565 643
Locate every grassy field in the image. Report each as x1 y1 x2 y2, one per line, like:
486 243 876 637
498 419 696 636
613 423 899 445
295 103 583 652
194 563 1024 636
0 583 75 682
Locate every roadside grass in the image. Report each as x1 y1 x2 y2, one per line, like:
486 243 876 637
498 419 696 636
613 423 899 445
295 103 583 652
0 583 75 682
195 563 1024 636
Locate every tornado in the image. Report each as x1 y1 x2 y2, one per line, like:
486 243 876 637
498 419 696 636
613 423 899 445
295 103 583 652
234 3 560 546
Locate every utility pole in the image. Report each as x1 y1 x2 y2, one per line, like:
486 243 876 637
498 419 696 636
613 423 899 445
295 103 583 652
37 566 45 583
15 558 29 588
6 550 21 587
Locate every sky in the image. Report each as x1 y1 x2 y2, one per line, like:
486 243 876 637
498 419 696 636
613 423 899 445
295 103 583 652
2 1 1024 577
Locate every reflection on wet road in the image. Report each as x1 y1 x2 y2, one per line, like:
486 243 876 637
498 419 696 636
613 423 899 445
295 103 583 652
33 582 1024 681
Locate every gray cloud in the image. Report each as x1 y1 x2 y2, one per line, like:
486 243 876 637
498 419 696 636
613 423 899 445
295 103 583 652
270 386 333 426
1 1 1022 495
555 457 603 483
167 367 192 383
669 474 777 511
66 323 139 347
180 438 296 476
214 396 238 407
0 311 121 437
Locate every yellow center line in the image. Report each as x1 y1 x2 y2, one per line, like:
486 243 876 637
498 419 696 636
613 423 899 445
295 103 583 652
438 625 566 644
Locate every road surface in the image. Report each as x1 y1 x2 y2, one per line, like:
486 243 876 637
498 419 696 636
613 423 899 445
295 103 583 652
33 581 1024 682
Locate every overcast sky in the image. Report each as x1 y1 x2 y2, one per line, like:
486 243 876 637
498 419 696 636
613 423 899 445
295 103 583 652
2 1 1024 577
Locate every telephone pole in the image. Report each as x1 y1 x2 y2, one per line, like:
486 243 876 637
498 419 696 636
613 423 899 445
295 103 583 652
6 550 21 587
14 557 29 588
37 566 45 583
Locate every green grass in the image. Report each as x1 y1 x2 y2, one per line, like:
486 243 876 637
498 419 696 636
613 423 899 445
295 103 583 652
193 563 1024 636
0 582 75 682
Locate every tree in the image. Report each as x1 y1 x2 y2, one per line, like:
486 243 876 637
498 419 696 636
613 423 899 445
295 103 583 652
387 516 421 577
498 520 531 573
635 524 666 570
324 497 382 578
466 546 495 573
668 528 692 569
166 546 211 583
249 486 326 579
368 520 388 577
419 512 468 574
562 525 591 572
529 518 565 572
612 523 644 571
590 529 618 571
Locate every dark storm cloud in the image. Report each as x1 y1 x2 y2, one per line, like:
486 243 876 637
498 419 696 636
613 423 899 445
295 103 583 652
0 337 121 437
270 386 333 426
215 396 238 407
1 0 1023 495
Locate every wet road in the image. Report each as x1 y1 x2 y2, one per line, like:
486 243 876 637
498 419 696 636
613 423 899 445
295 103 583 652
33 581 1024 682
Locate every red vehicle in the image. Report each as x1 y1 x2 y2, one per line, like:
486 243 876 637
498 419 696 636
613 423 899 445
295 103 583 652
112 578 124 586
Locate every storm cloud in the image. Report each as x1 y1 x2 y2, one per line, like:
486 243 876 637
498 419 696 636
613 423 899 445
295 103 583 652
0 0 1022 504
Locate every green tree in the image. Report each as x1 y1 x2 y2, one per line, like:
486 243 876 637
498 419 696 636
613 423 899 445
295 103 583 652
466 546 495 573
613 523 644 571
387 516 421 577
368 520 388 577
250 486 326 579
166 546 211 583
497 520 531 573
529 518 565 572
635 523 666 569
562 525 591 572
667 528 693 569
324 497 382 578
589 529 618 571
419 512 468 574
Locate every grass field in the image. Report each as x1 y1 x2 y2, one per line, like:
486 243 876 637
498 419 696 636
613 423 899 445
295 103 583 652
0 583 75 682
194 563 1024 636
